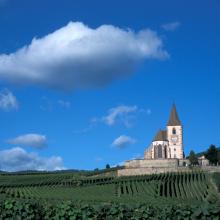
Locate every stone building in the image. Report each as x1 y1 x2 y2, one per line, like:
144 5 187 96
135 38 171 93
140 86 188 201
118 104 189 176
117 104 209 176
144 104 184 160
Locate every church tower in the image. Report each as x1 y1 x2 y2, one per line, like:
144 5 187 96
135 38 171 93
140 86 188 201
166 104 184 159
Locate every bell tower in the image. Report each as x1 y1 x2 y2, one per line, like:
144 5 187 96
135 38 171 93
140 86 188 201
166 104 184 159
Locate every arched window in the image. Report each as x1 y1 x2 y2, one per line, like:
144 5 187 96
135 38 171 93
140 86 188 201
164 145 167 158
154 145 163 159
172 128 176 135
157 145 163 158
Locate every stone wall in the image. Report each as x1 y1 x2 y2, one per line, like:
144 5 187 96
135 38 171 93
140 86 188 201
178 159 190 166
117 165 220 177
124 159 178 168
201 166 220 172
117 166 190 177
198 159 209 166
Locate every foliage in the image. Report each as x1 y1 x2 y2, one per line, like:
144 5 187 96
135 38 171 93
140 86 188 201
106 164 110 169
189 150 199 165
205 145 219 165
213 172 220 192
0 171 220 218
0 199 220 219
0 171 218 205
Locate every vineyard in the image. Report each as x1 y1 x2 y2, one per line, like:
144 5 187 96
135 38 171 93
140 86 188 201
0 171 219 203
0 171 219 218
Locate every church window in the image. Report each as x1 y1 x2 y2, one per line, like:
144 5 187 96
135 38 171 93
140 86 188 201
154 145 163 159
172 128 176 135
174 148 176 151
164 146 167 158
157 145 163 158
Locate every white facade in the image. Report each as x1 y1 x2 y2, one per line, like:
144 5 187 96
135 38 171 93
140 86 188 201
167 125 183 159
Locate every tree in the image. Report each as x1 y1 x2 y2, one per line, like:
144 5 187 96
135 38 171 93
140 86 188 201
189 150 198 166
218 151 220 164
205 145 218 165
105 164 110 169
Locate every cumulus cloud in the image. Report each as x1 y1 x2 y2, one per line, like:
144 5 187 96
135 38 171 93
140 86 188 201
0 147 65 171
40 97 71 111
93 105 151 127
8 134 47 149
161 22 181 31
0 22 168 90
93 105 138 127
112 135 136 149
0 89 19 111
58 100 71 108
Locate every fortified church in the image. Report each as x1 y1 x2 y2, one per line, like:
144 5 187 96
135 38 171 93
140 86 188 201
144 104 184 160
117 104 208 176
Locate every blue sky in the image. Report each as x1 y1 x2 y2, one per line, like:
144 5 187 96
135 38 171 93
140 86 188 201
0 0 219 171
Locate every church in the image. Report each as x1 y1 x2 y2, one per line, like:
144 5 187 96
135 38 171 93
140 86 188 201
144 104 184 160
117 104 209 176
117 104 190 176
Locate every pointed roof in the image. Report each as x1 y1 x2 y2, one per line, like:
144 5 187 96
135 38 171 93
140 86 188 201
167 104 181 126
153 129 167 141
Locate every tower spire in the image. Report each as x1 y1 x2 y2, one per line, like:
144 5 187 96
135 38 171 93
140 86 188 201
167 104 181 126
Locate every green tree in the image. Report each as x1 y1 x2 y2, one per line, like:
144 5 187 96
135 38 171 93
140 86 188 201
105 164 110 169
218 151 220 164
189 150 198 166
205 145 218 165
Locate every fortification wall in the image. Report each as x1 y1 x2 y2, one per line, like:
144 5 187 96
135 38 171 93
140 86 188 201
117 165 220 177
201 166 220 172
124 159 178 168
117 167 190 177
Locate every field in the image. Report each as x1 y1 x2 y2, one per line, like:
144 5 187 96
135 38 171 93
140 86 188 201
0 170 219 219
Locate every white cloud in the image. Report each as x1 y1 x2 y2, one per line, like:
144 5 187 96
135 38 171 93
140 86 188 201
58 100 71 108
161 22 181 31
0 89 19 111
8 134 47 149
40 97 71 111
92 105 151 128
0 22 168 90
112 161 125 167
112 135 136 149
0 147 65 171
101 105 138 127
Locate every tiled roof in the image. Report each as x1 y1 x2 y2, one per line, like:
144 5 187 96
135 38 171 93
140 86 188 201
153 130 167 141
167 104 181 126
